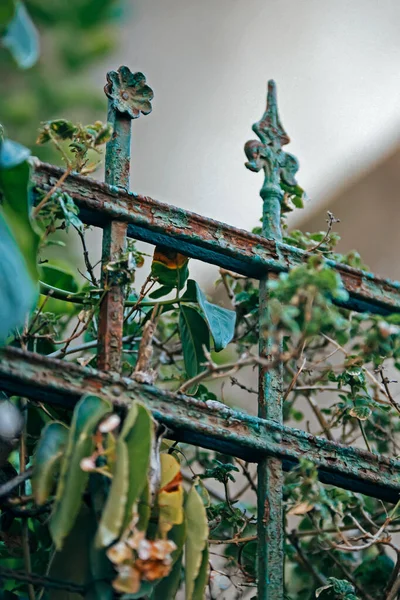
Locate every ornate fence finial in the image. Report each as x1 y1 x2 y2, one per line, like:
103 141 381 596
104 66 154 119
244 80 299 241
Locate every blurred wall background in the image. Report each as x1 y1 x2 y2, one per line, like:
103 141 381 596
4 1 400 282
91 0 400 283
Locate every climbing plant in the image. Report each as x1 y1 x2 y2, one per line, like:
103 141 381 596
1 14 400 600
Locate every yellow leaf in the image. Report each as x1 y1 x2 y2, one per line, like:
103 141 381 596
158 454 184 535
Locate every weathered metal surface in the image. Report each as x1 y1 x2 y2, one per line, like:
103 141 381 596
97 67 153 372
32 162 400 315
258 272 284 600
245 80 299 243
248 82 289 599
1 347 399 503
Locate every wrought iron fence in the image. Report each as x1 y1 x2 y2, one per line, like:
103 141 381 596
1 66 400 599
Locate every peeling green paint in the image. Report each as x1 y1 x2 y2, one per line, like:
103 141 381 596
1 346 399 502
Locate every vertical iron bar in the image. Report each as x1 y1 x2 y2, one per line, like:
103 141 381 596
245 80 300 599
97 67 153 373
258 184 284 600
97 102 131 372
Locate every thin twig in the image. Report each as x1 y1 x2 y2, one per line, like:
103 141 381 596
283 357 307 401
305 395 334 441
32 166 73 218
307 211 340 253
76 227 98 286
0 468 33 500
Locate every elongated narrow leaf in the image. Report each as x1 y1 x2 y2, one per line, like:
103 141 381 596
2 1 39 69
0 159 38 282
137 482 151 532
192 544 209 600
97 402 153 547
0 137 39 344
0 217 36 344
122 402 153 531
32 421 69 506
184 280 236 351
179 305 210 394
96 436 129 548
50 394 111 550
185 485 209 600
96 404 137 548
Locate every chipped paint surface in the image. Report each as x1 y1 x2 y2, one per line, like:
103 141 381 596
247 82 290 600
97 97 131 372
32 162 400 315
97 67 153 373
0 346 399 502
7 73 400 600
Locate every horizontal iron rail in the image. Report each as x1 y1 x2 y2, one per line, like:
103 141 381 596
33 162 400 315
1 346 399 503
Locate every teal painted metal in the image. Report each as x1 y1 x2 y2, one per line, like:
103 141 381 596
97 67 153 372
1 346 400 503
32 162 400 315
246 80 298 600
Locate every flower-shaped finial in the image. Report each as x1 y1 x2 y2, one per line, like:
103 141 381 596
244 80 299 191
104 66 154 119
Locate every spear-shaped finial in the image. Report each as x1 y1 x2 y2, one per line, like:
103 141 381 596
244 80 300 240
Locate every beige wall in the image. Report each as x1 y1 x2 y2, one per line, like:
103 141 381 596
299 146 400 280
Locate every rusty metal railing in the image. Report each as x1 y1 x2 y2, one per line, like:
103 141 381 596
1 67 400 600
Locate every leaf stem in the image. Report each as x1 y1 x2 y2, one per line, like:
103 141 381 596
32 166 73 218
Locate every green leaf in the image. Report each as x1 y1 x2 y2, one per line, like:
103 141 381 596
137 481 151 532
184 280 236 351
49 119 77 140
192 544 209 600
0 149 38 282
95 418 132 548
2 2 39 69
86 542 115 600
56 192 84 232
348 406 371 421
50 394 112 550
0 137 39 344
149 285 174 299
0 137 30 168
184 485 209 600
151 246 189 290
96 402 153 547
179 305 210 394
122 582 155 599
32 421 69 506
0 0 15 32
41 264 79 292
40 263 79 314
121 402 153 531
0 216 37 344
316 577 358 599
